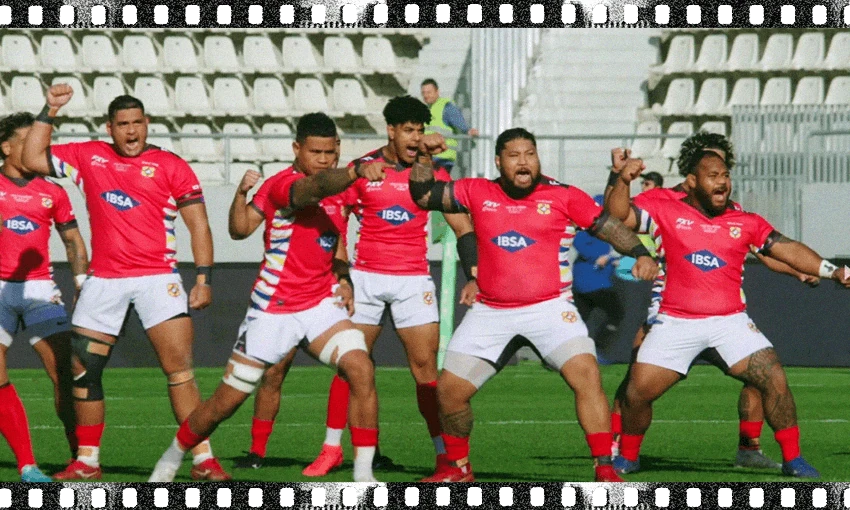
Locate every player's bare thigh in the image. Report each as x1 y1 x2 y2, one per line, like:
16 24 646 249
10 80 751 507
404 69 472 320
396 322 439 383
354 324 382 352
31 331 75 386
146 315 194 374
260 347 296 390
0 344 9 386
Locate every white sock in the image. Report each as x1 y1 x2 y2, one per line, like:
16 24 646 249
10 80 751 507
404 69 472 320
324 428 344 447
192 440 214 465
161 438 187 467
77 447 100 468
432 436 447 455
353 446 376 482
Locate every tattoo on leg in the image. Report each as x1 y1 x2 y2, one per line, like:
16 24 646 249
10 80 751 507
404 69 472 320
741 348 797 431
440 407 473 438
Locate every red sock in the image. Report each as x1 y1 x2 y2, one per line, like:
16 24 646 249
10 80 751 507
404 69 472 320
774 426 801 462
442 434 470 462
620 434 644 462
0 384 36 472
416 381 442 437
250 418 275 457
611 413 622 436
350 427 378 447
739 420 763 449
176 419 206 451
586 432 614 458
326 375 350 430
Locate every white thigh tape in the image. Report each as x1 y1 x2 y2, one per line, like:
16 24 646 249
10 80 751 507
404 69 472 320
318 328 367 365
222 359 264 394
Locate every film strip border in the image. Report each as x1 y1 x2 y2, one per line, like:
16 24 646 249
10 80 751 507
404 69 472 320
0 482 847 509
0 0 848 28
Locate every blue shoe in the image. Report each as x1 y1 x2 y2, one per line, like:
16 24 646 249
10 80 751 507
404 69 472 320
21 465 52 482
613 455 641 474
782 457 820 478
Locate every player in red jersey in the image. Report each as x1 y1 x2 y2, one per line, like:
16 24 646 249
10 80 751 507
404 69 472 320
20 84 229 481
409 128 659 482
607 135 850 478
149 113 387 483
303 96 477 478
605 141 820 470
0 112 89 482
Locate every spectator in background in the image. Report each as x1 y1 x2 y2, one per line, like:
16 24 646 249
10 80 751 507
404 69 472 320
420 78 478 174
641 171 663 191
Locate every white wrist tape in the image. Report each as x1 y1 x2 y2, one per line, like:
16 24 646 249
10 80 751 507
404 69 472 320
819 259 838 278
75 274 87 288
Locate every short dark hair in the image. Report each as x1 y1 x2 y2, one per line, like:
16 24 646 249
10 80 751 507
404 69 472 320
295 112 337 143
676 131 735 177
107 95 145 122
420 78 438 89
642 171 664 187
382 95 431 126
495 127 536 156
0 112 35 148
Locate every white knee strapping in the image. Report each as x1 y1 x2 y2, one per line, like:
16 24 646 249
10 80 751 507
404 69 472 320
222 359 265 394
442 352 497 389
318 329 367 366
544 336 597 370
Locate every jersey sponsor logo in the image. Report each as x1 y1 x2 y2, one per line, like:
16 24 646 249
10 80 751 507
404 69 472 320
390 182 409 191
113 163 132 173
141 166 156 178
5 215 40 235
91 155 109 167
317 231 338 252
676 218 694 229
423 291 434 305
482 200 501 212
506 205 527 214
365 181 384 191
729 226 742 239
11 194 32 203
562 311 577 323
41 197 53 208
685 249 727 272
537 203 551 215
167 283 181 297
701 224 720 234
377 205 415 225
492 230 536 253
101 190 140 211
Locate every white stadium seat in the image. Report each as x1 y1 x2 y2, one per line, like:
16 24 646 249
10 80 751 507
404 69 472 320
628 121 662 159
792 77 825 105
652 34 694 73
55 123 91 144
51 77 90 116
693 78 727 115
261 123 293 160
174 76 212 115
652 78 694 115
282 36 322 73
222 123 262 161
727 78 761 111
40 34 79 73
204 36 240 73
92 77 125 113
292 78 329 113
262 162 290 178
227 162 258 185
760 33 793 71
694 34 727 72
81 35 120 72
163 35 200 73
792 32 825 70
332 78 367 115
190 163 225 184
133 77 172 116
660 122 693 160
213 78 251 115
760 77 792 106
726 33 759 71
825 77 850 105
823 32 850 70
243 35 280 73
122 35 160 72
698 121 727 136
362 37 398 73
1 35 39 72
323 36 360 73
180 123 219 162
147 123 177 153
252 77 289 116
10 76 44 112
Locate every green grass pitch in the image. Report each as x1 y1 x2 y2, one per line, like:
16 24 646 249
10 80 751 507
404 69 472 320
3 363 847 482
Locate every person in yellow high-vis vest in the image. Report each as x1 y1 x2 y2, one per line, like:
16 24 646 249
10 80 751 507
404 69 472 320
421 79 478 174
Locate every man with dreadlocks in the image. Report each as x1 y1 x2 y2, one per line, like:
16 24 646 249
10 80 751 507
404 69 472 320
605 131 850 478
604 133 820 471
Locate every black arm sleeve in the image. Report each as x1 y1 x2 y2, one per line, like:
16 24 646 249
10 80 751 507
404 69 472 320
409 177 436 203
456 232 478 281
586 210 610 237
759 230 784 255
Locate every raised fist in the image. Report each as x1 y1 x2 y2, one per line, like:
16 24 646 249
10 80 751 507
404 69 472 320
238 170 262 194
47 84 74 109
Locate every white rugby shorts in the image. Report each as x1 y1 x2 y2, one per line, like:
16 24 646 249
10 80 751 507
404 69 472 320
350 268 438 329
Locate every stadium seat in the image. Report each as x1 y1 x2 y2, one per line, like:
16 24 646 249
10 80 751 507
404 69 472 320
222 123 263 161
693 78 727 115
652 78 694 115
92 77 125 113
792 32 825 70
698 121 727 136
282 36 323 73
0 89 7 114
10 76 44 112
694 34 727 72
760 77 792 106
243 35 280 73
162 35 200 73
726 33 759 71
147 123 177 153
227 162 258 185
262 162 290 178
94 123 110 142
1 34 39 72
174 76 212 116
323 36 361 73
133 77 172 116
122 35 160 73
190 163 225 184
823 32 850 70
252 77 289 116
726 78 761 111
213 78 252 116
180 123 220 162
362 36 398 73
660 122 693 160
628 121 662 159
260 123 293 160
792 76 825 105
203 35 240 73
332 78 367 115
652 34 694 73
55 123 91 144
825 76 850 105
292 78 329 113
40 34 80 73
81 35 120 72
760 33 793 71
51 77 91 117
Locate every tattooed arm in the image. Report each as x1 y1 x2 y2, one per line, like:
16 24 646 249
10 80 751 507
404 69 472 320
290 161 384 210
409 134 466 213
760 231 849 285
588 212 658 281
58 225 89 291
